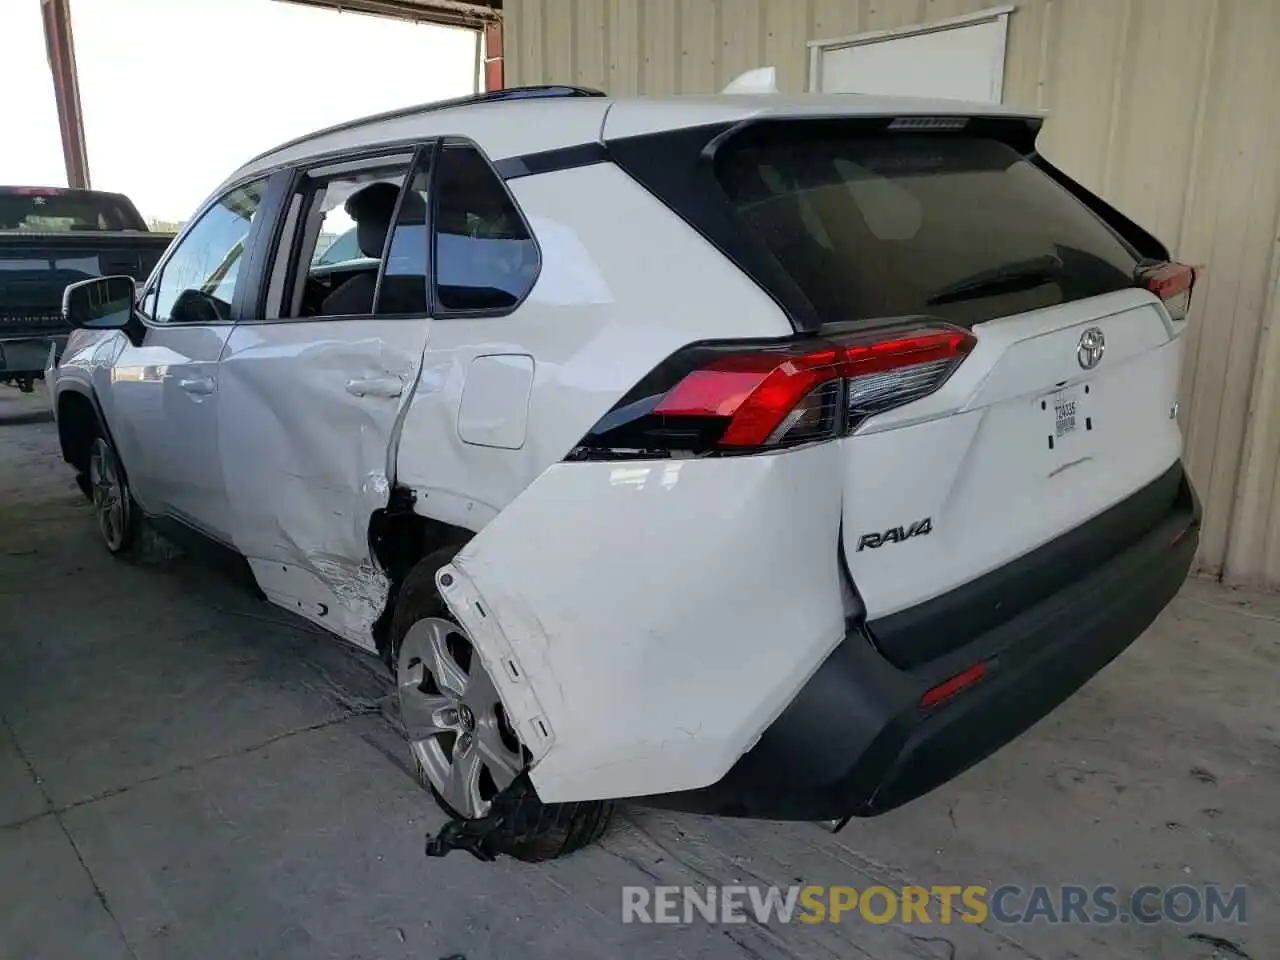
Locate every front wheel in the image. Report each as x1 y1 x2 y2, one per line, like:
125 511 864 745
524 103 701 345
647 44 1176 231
87 435 139 555
390 549 613 861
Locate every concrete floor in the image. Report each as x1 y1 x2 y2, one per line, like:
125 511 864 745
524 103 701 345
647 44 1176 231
1 384 1276 960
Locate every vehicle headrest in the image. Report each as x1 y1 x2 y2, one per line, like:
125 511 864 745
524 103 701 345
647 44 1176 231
345 181 401 258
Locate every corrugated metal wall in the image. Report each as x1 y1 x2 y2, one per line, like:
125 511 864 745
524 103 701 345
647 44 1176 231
506 0 1280 584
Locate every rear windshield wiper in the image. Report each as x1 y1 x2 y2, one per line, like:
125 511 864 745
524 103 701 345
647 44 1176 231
926 254 1062 306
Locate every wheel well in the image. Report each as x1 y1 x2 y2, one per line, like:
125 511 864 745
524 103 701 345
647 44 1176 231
57 392 100 474
368 486 474 661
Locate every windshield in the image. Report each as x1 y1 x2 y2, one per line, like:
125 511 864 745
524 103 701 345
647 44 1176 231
715 127 1140 328
314 227 363 266
0 188 145 232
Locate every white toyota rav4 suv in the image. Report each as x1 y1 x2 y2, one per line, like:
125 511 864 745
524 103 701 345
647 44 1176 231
50 84 1200 861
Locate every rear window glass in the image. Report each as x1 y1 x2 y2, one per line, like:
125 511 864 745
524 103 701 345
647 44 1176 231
0 190 143 232
715 130 1140 328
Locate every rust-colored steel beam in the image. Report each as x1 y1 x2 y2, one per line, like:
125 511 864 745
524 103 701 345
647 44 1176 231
275 0 500 31
41 0 91 189
483 21 503 90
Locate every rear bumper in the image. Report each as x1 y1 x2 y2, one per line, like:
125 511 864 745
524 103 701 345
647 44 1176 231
643 460 1200 820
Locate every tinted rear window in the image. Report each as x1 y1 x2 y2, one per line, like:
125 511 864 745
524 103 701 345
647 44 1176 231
715 130 1140 328
0 190 144 232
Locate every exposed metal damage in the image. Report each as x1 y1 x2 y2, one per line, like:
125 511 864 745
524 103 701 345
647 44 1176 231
301 553 390 640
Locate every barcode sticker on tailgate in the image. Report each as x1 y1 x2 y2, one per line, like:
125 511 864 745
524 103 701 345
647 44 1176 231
1055 390 1078 437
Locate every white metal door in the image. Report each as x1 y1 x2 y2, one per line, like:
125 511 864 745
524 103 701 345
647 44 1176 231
213 150 435 648
108 176 269 541
108 324 233 537
810 7 1011 102
217 318 430 648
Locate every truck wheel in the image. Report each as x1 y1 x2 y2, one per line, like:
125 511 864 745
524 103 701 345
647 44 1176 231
87 434 140 556
389 548 613 861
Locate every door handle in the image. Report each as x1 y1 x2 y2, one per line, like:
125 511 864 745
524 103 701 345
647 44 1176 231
345 376 404 399
178 376 215 396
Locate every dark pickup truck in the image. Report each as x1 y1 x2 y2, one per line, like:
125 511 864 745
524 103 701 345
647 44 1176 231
1 186 172 391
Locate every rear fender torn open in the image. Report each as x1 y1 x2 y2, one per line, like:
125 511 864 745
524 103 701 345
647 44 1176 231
435 562 556 765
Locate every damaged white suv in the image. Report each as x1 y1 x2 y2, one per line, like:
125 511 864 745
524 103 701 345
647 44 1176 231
50 84 1200 861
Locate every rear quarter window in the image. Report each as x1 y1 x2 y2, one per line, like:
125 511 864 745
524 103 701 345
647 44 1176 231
434 141 540 313
715 129 1141 329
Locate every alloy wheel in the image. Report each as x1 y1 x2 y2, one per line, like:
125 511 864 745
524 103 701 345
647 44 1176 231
88 437 130 552
397 617 524 819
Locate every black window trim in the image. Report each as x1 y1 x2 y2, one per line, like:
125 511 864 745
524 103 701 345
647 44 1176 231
373 141 437 319
136 174 274 329
492 141 610 180
429 135 543 321
204 135 542 326
237 143 431 326
239 167 301 322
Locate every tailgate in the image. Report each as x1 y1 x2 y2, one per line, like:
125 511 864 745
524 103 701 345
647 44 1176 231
0 235 168 337
843 290 1183 639
709 119 1188 667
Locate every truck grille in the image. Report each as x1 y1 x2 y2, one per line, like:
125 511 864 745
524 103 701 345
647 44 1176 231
0 310 68 332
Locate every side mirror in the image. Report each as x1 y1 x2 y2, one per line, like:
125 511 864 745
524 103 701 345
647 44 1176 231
62 275 137 331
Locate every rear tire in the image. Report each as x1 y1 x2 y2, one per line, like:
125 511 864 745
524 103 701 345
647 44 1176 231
389 547 613 861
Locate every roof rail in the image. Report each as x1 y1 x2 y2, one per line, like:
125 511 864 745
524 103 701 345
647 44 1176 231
435 85 607 109
246 85 608 168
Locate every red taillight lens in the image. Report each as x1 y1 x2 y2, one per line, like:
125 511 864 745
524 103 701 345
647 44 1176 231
1138 262 1195 323
654 347 844 447
572 323 975 459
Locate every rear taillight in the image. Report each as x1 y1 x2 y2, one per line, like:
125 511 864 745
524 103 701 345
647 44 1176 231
1138 261 1195 323
569 323 975 460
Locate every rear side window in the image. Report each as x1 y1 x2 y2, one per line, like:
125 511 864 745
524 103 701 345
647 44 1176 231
276 159 414 319
715 128 1140 328
434 141 539 312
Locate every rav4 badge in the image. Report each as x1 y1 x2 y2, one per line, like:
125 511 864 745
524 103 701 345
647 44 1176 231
856 518 933 552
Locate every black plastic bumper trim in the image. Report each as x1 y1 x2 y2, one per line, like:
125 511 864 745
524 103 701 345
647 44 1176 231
869 460 1185 669
639 462 1200 821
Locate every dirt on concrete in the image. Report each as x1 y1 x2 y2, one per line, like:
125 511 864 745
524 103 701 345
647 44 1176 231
1 384 1276 960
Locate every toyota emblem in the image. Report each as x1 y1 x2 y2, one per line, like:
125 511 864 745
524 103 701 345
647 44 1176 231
1077 327 1105 370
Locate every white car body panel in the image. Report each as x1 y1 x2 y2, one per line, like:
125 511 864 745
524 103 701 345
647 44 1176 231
842 289 1185 618
438 443 848 802
106 323 234 539
217 318 430 649
394 163 790 530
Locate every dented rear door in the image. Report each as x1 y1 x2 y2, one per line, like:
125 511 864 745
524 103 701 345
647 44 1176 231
217 150 432 649
218 318 428 647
